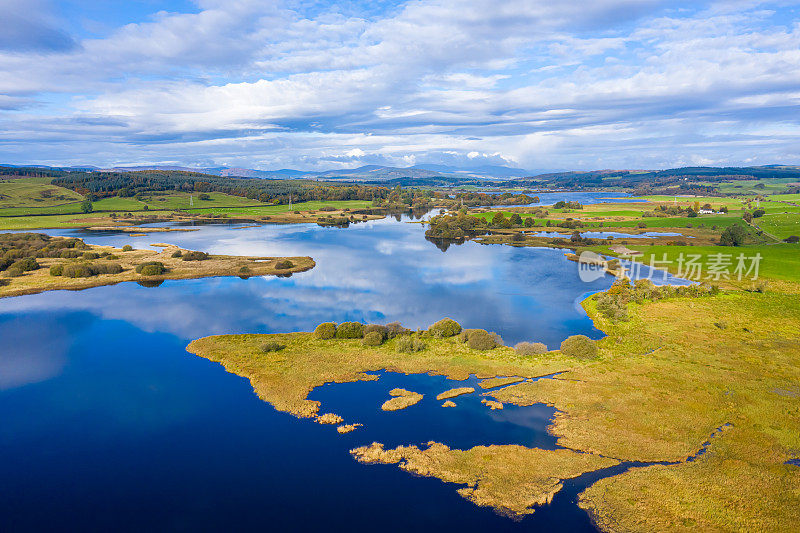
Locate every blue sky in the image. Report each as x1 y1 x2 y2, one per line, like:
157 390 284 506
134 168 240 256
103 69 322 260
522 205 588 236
0 0 799 171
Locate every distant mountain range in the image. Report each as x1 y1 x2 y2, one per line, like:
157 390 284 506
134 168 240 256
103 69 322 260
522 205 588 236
98 163 540 181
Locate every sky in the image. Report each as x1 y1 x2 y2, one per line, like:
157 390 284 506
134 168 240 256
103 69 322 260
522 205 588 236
0 0 799 172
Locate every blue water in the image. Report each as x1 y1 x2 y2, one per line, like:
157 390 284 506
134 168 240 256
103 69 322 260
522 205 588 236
0 211 688 531
481 191 647 207
530 231 690 239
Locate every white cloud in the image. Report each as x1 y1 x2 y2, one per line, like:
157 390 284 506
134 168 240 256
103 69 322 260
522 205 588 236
0 0 799 170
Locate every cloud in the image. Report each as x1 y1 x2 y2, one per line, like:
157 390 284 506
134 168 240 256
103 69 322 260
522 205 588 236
0 0 798 170
0 0 77 53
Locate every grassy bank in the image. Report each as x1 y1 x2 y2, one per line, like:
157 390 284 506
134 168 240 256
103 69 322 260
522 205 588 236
186 278 800 528
0 236 314 298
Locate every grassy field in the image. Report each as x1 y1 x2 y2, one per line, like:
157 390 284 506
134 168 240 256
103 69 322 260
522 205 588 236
757 213 800 239
184 200 373 216
0 177 84 209
598 243 800 283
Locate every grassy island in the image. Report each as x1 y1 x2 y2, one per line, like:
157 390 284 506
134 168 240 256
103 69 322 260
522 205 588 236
187 274 800 529
0 233 314 298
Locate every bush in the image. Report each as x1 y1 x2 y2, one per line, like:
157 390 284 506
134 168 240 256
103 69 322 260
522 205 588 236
509 213 523 226
428 318 462 338
314 322 337 339
122 245 133 252
560 335 598 360
62 262 94 278
363 331 384 346
785 235 799 243
11 257 39 272
524 217 534 227
171 250 183 258
364 324 388 340
396 335 426 353
182 251 209 261
82 252 99 260
274 260 294 269
135 261 165 275
514 342 548 355
3 266 24 277
386 321 409 338
467 329 497 350
720 224 747 246
261 341 285 352
335 321 364 339
94 262 123 275
511 232 525 242
49 264 64 276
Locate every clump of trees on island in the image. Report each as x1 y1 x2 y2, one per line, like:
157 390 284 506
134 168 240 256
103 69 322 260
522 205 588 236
595 278 720 323
307 317 597 358
1 232 91 277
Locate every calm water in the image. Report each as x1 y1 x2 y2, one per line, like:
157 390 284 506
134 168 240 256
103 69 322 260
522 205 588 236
0 209 685 531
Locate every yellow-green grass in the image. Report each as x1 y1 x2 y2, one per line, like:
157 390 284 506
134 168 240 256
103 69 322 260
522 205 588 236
184 200 373 217
351 442 618 517
0 240 315 299
756 212 800 239
186 333 573 419
558 290 800 531
0 210 176 230
187 280 800 529
711 178 799 195
595 243 800 283
140 191 265 210
768 193 800 203
0 177 84 211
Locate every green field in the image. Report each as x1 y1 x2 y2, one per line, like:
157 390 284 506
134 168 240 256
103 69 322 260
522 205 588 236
0 177 85 213
604 243 800 282
756 213 800 239
184 200 373 216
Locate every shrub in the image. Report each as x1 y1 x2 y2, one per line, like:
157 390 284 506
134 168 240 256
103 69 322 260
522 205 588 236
784 235 799 243
182 251 209 261
428 318 462 338
467 329 497 350
514 342 548 356
135 261 165 275
3 266 24 277
511 232 525 242
560 335 598 360
335 321 364 339
509 213 523 226
11 257 39 272
60 249 82 258
62 262 94 278
386 321 409 338
261 341 285 352
122 245 133 252
364 324 388 341
171 250 183 258
49 264 64 276
524 217 534 227
94 262 123 275
314 322 337 339
274 259 294 269
396 335 426 353
458 328 481 343
82 252 99 260
752 209 765 218
637 221 647 228
720 224 747 246
363 331 384 346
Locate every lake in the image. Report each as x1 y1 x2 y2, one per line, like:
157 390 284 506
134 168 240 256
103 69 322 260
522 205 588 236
0 207 686 531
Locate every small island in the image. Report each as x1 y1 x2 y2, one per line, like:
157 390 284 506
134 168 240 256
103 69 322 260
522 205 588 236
0 232 314 298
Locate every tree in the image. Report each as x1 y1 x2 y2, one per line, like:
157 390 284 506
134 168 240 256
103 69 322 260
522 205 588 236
509 213 523 226
80 199 93 213
491 212 507 226
742 211 753 223
720 224 747 246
